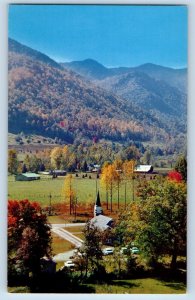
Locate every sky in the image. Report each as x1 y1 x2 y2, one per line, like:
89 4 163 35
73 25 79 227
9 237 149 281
8 4 187 68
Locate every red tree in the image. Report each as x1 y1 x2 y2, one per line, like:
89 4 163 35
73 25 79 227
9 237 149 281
168 170 183 183
8 199 52 279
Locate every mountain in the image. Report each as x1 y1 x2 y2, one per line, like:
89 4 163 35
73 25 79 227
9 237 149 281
8 38 186 149
9 38 62 70
62 59 187 92
62 59 112 80
63 59 187 118
131 63 187 93
94 71 186 117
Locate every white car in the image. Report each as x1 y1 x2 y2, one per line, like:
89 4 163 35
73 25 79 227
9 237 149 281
64 260 75 268
102 247 114 255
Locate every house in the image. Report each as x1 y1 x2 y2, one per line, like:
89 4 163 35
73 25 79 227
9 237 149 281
15 173 40 181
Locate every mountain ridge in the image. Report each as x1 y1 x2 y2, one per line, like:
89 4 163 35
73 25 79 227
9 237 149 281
8 38 187 151
62 58 187 90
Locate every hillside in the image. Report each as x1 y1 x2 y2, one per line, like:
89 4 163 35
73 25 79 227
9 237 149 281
94 71 186 117
62 59 111 80
63 59 187 117
63 59 187 92
8 39 186 149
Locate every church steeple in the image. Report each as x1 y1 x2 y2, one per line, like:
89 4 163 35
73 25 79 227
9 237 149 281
94 190 103 217
95 190 101 206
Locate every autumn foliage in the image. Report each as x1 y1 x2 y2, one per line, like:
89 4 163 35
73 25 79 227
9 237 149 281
168 170 183 182
8 199 52 279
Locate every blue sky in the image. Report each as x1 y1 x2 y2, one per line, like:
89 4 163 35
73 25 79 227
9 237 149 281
8 5 187 68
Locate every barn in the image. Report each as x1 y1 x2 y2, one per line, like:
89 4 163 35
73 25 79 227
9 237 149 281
15 173 41 181
134 165 157 180
134 165 153 173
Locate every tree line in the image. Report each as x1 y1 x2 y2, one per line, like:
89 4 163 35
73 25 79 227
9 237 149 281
8 141 185 175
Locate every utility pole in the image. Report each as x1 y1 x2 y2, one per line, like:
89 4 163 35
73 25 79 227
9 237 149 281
96 176 98 196
74 197 77 221
125 182 127 209
49 193 52 216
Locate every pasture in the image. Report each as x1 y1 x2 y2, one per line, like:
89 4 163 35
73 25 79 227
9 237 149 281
8 174 135 208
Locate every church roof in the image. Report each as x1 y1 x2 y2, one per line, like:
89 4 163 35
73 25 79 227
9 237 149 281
90 215 113 231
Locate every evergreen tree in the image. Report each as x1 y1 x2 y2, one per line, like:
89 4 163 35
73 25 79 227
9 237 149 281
175 155 187 182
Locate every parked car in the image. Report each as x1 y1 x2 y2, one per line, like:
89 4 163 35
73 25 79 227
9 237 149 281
102 247 114 255
120 247 128 255
64 260 75 268
130 246 140 254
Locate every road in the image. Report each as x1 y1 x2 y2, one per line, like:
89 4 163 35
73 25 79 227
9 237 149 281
51 223 85 262
51 223 86 229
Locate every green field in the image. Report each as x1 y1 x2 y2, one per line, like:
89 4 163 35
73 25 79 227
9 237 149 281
8 277 186 294
8 174 135 207
88 278 186 294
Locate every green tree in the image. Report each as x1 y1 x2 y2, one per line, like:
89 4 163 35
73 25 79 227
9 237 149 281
8 149 18 174
29 155 41 173
122 160 136 205
175 155 187 182
77 222 103 277
116 177 187 269
61 145 76 171
143 149 152 165
123 145 141 161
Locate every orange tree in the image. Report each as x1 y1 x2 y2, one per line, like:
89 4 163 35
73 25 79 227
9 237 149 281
113 159 123 209
8 200 52 283
101 163 119 212
63 174 76 215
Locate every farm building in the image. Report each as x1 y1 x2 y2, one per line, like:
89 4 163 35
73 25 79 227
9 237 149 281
134 165 157 180
15 173 40 181
50 170 66 176
134 165 153 173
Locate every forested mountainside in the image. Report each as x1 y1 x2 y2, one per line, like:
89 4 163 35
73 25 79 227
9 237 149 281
63 59 187 92
63 59 187 117
9 39 186 150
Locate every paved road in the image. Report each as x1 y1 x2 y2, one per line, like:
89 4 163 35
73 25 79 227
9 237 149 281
51 223 86 228
51 223 85 262
53 250 76 262
51 227 83 248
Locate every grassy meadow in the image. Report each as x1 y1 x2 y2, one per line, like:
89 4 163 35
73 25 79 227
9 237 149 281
8 277 186 294
8 174 135 208
87 278 186 294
